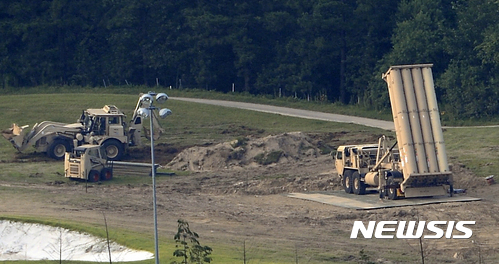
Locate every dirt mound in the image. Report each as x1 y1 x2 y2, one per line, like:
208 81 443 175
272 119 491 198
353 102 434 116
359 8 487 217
451 162 486 190
167 132 321 171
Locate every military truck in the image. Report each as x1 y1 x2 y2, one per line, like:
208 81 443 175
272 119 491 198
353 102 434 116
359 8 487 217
64 144 112 182
335 64 453 199
335 137 408 199
2 93 168 160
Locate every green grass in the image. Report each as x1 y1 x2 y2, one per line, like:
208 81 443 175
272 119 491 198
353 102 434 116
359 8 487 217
0 90 495 263
0 92 485 179
0 215 349 264
0 85 393 120
0 91 493 180
0 215 157 263
444 127 499 177
4 85 499 125
0 93 382 161
0 92 387 263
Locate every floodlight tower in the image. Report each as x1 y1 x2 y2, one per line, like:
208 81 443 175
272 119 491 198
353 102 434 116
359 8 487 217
137 91 172 264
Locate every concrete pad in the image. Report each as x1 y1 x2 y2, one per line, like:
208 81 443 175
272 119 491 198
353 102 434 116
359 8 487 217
287 191 481 210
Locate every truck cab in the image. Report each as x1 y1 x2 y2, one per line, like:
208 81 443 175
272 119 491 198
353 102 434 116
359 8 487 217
79 105 128 160
335 144 379 178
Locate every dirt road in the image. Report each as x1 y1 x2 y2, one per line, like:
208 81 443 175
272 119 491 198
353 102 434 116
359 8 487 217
171 97 395 131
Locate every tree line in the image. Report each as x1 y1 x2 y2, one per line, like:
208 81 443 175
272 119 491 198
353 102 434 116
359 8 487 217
1 0 499 119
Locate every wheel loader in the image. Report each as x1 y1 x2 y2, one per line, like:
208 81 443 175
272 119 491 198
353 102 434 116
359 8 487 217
2 93 168 160
334 64 453 199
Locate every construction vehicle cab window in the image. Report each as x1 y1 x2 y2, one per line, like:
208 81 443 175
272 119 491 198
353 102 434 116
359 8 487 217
335 64 453 200
2 94 167 161
65 145 112 182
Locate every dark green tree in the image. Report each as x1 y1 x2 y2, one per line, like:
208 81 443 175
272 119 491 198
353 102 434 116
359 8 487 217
255 1 300 96
55 0 109 86
385 0 452 67
438 0 499 119
181 0 235 91
6 0 499 120
1 1 55 87
304 0 355 104
348 0 399 107
172 219 212 264
371 0 452 110
228 1 266 93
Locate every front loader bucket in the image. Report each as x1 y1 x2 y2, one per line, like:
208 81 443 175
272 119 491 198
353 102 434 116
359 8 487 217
1 123 28 152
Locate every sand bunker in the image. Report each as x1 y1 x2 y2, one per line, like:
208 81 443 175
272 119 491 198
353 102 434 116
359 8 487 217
0 220 153 262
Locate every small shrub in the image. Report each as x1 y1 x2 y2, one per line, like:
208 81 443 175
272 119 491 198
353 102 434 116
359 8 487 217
171 219 213 264
358 248 375 264
254 150 283 165
230 137 249 148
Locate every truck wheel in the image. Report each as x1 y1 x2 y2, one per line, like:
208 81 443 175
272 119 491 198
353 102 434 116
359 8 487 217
379 189 385 199
386 177 399 200
102 140 124 161
343 170 353 194
100 168 113 181
88 170 100 182
353 172 366 195
48 139 71 160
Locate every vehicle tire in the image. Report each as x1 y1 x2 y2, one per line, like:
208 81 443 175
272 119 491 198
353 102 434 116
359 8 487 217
386 177 399 200
48 139 71 160
88 170 100 182
102 140 124 161
353 172 366 195
379 189 385 199
100 168 113 181
343 170 353 194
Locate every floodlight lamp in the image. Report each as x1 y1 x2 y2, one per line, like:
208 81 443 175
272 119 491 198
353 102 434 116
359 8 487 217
156 93 168 103
159 108 172 118
137 107 150 118
140 94 153 107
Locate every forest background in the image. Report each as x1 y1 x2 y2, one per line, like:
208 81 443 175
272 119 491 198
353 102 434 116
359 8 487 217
1 0 499 120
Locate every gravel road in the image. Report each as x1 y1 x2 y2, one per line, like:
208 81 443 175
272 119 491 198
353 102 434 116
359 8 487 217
171 97 395 130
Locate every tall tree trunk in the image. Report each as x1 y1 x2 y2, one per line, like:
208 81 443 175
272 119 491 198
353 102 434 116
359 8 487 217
244 68 250 92
340 29 347 104
57 6 68 85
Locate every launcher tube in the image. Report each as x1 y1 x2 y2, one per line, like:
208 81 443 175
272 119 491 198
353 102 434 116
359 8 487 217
411 68 439 173
401 68 428 173
421 67 449 172
387 68 418 176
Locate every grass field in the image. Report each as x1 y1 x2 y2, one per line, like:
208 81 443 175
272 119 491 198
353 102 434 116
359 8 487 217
444 127 499 177
0 85 394 121
0 90 496 263
0 92 386 161
0 92 384 263
0 91 495 176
